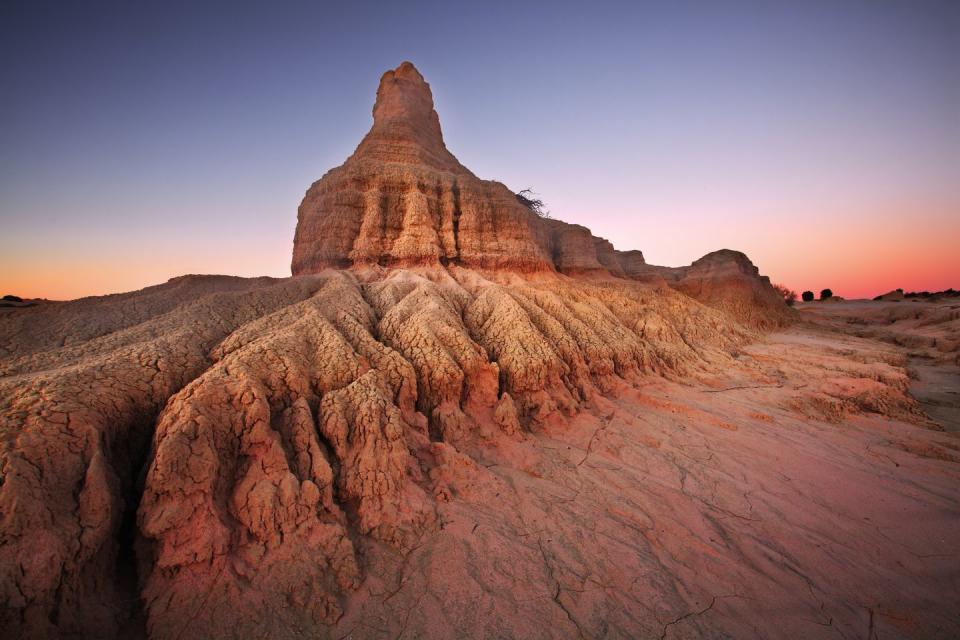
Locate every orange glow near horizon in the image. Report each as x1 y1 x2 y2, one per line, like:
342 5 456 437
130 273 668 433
1 234 295 302
742 201 960 300
3 199 957 302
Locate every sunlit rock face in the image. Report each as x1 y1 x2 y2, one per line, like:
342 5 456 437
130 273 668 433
291 61 553 274
291 63 639 277
291 62 789 329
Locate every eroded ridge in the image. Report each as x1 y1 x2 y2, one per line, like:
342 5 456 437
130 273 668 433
133 267 761 637
0 275 329 637
4 266 958 639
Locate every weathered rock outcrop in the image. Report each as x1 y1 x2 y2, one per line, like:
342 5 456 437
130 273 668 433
0 276 330 638
290 62 552 274
634 249 794 329
7 62 952 640
291 62 789 329
291 63 650 279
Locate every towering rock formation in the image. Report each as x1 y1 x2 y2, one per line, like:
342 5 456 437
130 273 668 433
291 61 552 274
292 62 790 328
291 61 645 277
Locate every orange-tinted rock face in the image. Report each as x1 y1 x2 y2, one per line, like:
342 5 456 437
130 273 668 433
357 62 469 174
290 62 554 274
5 270 959 640
673 249 793 329
291 62 789 330
291 62 654 279
635 249 794 329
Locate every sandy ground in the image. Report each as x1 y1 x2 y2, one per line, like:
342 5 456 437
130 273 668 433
330 301 960 639
909 358 960 433
798 299 960 433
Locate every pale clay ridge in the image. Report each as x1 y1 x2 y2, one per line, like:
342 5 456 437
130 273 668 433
1 62 959 640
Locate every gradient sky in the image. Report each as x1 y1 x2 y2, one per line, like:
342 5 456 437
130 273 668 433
2 0 958 300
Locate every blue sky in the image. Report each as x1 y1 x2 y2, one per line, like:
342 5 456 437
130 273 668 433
2 0 958 298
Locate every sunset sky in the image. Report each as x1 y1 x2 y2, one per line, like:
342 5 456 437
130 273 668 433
2 0 958 300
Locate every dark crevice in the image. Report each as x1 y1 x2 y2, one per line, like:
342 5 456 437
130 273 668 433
49 572 64 627
451 180 463 264
415 387 444 442
271 405 304 480
307 399 372 587
378 192 390 251
549 229 563 269
357 283 382 338
110 413 155 640
426 410 444 442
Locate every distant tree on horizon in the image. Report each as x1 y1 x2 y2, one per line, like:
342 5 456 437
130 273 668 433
801 291 814 302
820 288 833 300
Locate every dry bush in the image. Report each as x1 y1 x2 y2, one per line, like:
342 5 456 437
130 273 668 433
773 283 797 306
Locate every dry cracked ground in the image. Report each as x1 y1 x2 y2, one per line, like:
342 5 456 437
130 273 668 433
1 269 958 639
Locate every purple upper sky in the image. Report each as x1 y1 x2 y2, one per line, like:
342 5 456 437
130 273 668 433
2 0 958 299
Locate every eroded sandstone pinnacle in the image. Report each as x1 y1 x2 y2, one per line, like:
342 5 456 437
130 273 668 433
358 61 469 173
294 64 628 274
291 62 789 330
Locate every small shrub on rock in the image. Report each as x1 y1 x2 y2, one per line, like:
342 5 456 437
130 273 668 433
515 189 550 218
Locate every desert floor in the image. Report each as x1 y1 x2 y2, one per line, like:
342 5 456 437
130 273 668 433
329 298 960 639
3 292 958 639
